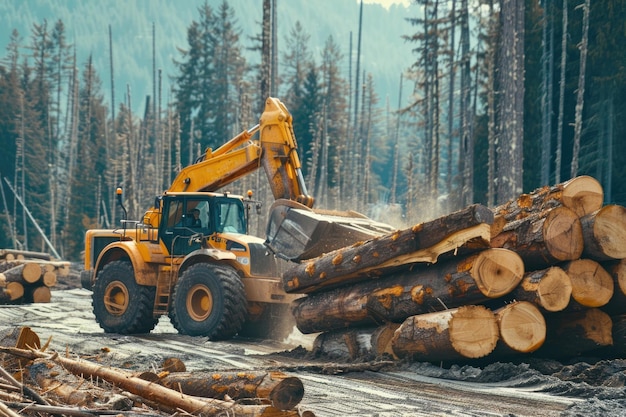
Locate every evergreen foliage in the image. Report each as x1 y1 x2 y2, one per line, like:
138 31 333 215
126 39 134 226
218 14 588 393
0 0 624 262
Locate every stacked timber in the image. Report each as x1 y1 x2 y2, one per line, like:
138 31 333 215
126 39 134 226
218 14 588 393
0 250 69 304
284 175 626 363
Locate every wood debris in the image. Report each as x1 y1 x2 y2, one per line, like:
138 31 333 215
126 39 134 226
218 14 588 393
0 329 315 417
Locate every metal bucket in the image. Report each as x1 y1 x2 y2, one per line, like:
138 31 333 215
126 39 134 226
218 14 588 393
265 199 397 262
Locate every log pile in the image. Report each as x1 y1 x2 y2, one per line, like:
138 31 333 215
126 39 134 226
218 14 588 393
284 175 626 363
0 327 315 417
0 250 70 304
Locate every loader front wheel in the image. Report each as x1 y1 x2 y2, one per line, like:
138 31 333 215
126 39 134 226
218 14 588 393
92 260 158 334
169 263 247 339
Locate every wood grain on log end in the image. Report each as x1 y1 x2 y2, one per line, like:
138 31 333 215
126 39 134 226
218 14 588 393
582 205 626 261
470 248 524 298
543 206 584 262
563 259 614 307
561 175 604 217
496 301 546 353
531 267 572 312
449 305 499 359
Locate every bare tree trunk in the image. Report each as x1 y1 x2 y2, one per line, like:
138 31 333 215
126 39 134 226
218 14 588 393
555 0 568 183
541 0 554 184
495 0 525 204
486 0 497 207
460 0 473 207
570 0 590 177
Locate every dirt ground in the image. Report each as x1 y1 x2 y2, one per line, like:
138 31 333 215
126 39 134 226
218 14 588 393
2 267 626 416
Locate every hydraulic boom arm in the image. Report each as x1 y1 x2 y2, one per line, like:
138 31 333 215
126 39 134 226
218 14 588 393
167 97 314 208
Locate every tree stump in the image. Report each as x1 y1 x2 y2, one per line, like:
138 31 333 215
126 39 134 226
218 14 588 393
507 267 572 312
491 206 583 269
391 305 499 361
283 204 493 294
562 259 614 308
580 205 626 261
291 248 524 334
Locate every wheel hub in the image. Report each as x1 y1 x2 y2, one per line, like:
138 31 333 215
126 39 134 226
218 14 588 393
187 284 213 321
103 281 129 316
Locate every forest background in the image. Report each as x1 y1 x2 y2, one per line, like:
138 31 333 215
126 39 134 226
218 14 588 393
0 0 624 262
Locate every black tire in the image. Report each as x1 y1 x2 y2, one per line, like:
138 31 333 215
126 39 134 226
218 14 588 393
239 303 295 340
92 260 158 334
169 263 247 339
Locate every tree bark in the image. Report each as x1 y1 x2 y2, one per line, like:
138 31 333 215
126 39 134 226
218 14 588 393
507 267 572 312
562 259 614 308
580 205 626 261
312 323 400 360
492 176 604 233
158 371 304 411
494 301 546 353
391 305 499 361
283 204 493 294
291 248 524 334
490 206 583 269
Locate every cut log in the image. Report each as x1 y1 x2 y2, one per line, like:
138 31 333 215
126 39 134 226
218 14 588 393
42 270 57 287
313 329 375 360
599 259 626 316
29 360 95 405
0 282 24 302
291 248 524 334
371 323 401 357
391 305 499 361
507 267 572 312
491 206 583 269
540 308 613 358
159 370 304 410
495 301 546 353
161 357 186 373
492 176 603 235
0 263 42 285
580 205 626 261
283 204 494 294
25 285 52 303
562 259 614 308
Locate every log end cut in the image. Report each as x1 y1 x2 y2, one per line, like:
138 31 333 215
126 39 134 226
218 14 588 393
584 205 626 260
543 207 584 262
449 305 499 359
496 301 546 353
470 248 525 298
533 267 572 312
564 259 614 308
562 175 604 217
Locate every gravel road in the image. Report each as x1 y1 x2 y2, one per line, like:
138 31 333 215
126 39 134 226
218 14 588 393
1 288 625 416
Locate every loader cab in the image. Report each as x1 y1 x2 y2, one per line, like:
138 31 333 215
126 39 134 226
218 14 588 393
159 194 247 256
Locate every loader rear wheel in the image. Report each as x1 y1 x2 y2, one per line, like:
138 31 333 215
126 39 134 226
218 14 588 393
92 260 158 334
169 263 247 339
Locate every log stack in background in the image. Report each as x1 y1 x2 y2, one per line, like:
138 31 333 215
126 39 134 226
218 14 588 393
283 175 626 363
0 250 70 304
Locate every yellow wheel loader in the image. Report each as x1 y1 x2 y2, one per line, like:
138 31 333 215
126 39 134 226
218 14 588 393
82 98 394 339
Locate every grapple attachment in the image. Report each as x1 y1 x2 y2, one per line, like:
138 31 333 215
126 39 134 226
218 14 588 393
265 199 397 262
